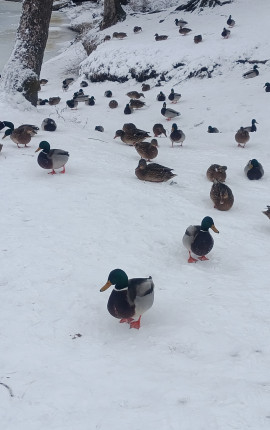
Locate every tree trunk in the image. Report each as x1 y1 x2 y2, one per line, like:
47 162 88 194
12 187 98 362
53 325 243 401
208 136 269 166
176 0 233 12
100 0 126 30
0 0 53 106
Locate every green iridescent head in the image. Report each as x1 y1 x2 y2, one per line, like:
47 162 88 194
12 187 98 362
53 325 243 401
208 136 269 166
37 141 50 153
171 123 178 131
100 269 128 292
250 159 259 168
201 217 219 233
3 128 13 138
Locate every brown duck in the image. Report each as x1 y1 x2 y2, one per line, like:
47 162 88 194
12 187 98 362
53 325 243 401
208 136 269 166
134 139 158 161
114 129 150 146
153 123 167 137
210 180 234 211
206 164 227 182
135 159 176 182
126 91 145 99
235 127 250 148
129 99 145 109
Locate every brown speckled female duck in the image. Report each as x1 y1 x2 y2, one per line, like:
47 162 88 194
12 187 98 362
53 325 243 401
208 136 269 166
134 139 158 161
135 159 176 182
210 180 234 211
206 164 227 182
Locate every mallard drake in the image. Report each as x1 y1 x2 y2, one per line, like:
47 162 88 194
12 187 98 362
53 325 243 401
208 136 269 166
104 90 112 98
109 100 118 108
41 118 57 132
37 98 48 105
133 26 142 33
124 104 133 115
129 99 145 109
243 65 259 79
85 96 95 106
227 15 235 27
194 34 202 43
221 27 230 38
210 180 234 211
182 216 219 263
48 97 61 106
168 89 181 104
142 83 150 91
100 269 154 329
179 27 192 35
66 99 78 109
206 164 227 182
80 80 88 87
155 33 168 41
208 126 219 133
39 79 48 85
114 129 150 146
262 206 270 219
244 159 264 180
74 94 89 103
156 91 166 102
264 82 270 92
161 102 180 121
134 139 158 161
175 18 188 27
126 91 144 99
153 123 167 137
112 32 127 39
243 119 258 132
35 141 69 174
135 159 176 182
170 123 185 147
2 125 34 147
235 127 250 148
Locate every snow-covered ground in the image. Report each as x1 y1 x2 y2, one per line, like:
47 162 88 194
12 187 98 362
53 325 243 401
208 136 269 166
0 1 270 429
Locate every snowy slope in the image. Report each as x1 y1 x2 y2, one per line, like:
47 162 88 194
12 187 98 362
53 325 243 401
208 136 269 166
0 1 270 429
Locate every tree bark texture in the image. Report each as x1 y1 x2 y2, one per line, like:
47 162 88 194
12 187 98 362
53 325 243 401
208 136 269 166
176 0 232 12
101 0 126 30
1 0 53 106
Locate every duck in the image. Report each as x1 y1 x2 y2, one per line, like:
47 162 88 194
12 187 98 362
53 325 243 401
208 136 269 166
66 99 78 109
194 34 202 43
104 35 111 42
129 99 145 109
134 139 158 161
206 164 227 182
109 100 118 109
80 80 88 87
63 78 74 86
104 90 112 98
114 129 150 146
48 97 61 106
175 18 188 27
243 65 259 79
0 121 5 131
161 102 180 121
142 83 150 91
264 82 270 92
170 123 185 147
208 126 219 133
168 88 181 104
2 121 39 136
95 126 104 132
39 78 48 85
221 27 230 38
126 91 144 99
155 33 168 41
2 124 36 147
262 206 270 219
153 123 167 137
156 91 166 102
179 27 192 35
244 159 264 180
227 15 235 27
182 216 219 263
100 268 154 330
37 98 49 105
122 123 137 132
41 118 57 132
35 141 69 174
243 119 258 132
133 26 142 33
124 104 133 115
112 32 127 39
85 96 95 106
210 180 234 211
74 94 89 103
62 83 69 91
235 127 250 148
135 159 176 182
